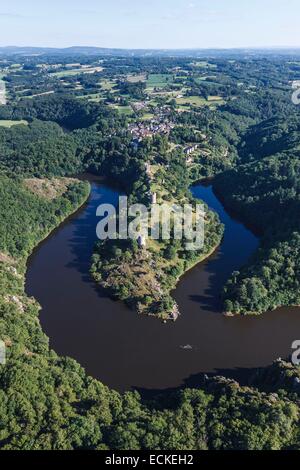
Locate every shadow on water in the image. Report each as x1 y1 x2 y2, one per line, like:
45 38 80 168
66 181 120 282
26 176 300 392
135 367 262 401
177 183 259 315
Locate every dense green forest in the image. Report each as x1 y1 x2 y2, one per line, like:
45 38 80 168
1 54 300 449
214 112 300 314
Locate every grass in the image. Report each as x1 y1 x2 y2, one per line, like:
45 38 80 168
191 61 217 69
127 73 146 83
149 88 185 98
208 95 224 101
140 113 155 121
24 177 78 200
176 95 224 108
51 66 103 78
99 79 117 91
9 64 22 70
26 91 55 99
109 105 133 116
0 120 28 128
195 75 218 83
146 74 174 89
77 93 104 103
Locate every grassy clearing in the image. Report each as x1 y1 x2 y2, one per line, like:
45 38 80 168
191 61 217 69
127 73 147 83
0 120 28 128
99 79 117 91
140 113 155 121
23 177 79 200
77 93 104 103
149 88 185 98
195 75 218 83
176 95 224 108
176 96 208 107
109 105 133 115
208 95 224 101
51 66 103 78
9 64 22 70
146 74 174 89
26 91 55 99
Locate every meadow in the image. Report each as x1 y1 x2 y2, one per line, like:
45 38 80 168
176 95 224 108
146 73 174 88
51 66 103 78
0 120 28 128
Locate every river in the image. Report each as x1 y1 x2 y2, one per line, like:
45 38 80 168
25 177 300 392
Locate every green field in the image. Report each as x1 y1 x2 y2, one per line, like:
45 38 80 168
127 73 147 83
140 112 155 121
195 75 219 82
109 105 133 116
9 63 22 70
78 93 104 103
99 79 117 91
24 91 55 100
191 61 218 69
51 66 103 78
146 74 174 89
176 95 224 108
0 120 28 128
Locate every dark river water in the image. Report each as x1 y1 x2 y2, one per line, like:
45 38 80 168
25 177 300 392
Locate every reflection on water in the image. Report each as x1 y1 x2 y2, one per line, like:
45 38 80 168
25 178 300 392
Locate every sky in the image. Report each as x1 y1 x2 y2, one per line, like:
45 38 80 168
0 0 300 50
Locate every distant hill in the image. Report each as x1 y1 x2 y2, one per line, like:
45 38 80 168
1 46 300 58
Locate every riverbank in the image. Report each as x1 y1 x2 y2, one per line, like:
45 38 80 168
212 168 300 316
1 176 90 371
24 179 91 274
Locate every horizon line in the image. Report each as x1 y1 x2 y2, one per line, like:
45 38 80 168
1 45 300 51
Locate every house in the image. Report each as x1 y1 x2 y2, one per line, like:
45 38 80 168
185 144 198 156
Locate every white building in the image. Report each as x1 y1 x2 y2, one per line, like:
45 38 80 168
151 192 157 204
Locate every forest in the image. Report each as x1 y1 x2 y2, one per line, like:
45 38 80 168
214 112 300 314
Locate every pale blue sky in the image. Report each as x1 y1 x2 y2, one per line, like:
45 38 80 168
0 0 299 49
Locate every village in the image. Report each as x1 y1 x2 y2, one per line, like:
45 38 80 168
128 103 175 140
128 118 174 140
